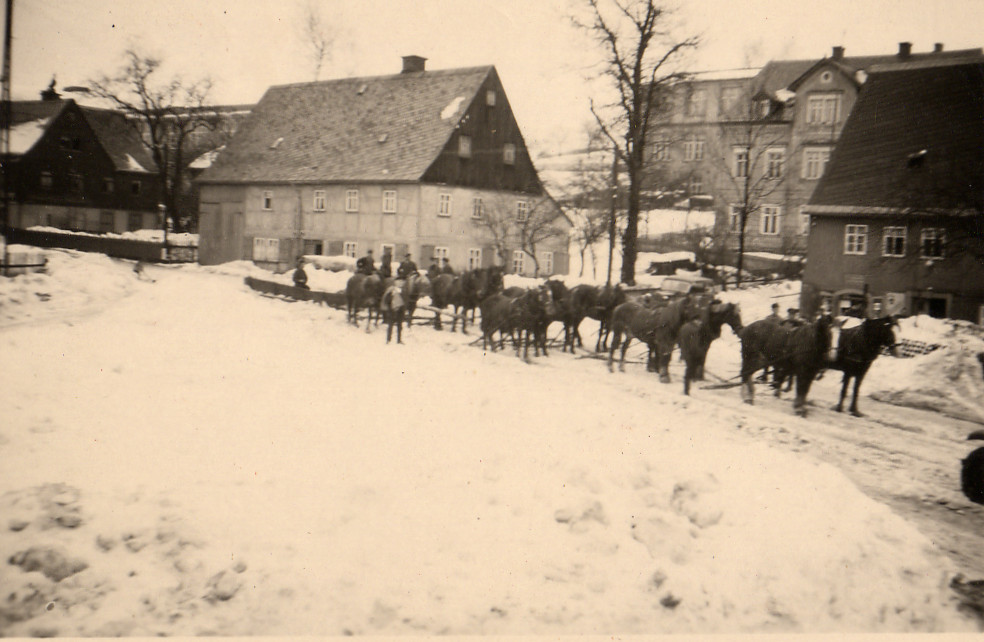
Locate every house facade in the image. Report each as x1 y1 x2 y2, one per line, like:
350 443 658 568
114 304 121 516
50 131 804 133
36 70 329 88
801 61 984 322
3 95 162 234
196 56 571 276
646 43 983 257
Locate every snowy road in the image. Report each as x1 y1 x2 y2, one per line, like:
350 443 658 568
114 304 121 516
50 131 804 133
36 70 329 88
1 254 981 635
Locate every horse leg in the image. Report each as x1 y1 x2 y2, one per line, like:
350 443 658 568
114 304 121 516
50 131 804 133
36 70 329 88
386 317 393 343
618 335 631 373
849 373 865 416
461 306 470 336
683 353 693 396
794 370 815 417
396 310 404 343
834 373 850 412
740 358 755 405
607 329 621 373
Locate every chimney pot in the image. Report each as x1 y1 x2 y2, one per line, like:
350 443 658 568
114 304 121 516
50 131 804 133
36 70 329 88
934 42 944 53
898 42 912 58
401 55 427 74
832 46 845 60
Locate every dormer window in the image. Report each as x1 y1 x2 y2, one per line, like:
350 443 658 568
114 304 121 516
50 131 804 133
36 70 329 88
756 99 771 118
806 93 840 124
458 135 472 159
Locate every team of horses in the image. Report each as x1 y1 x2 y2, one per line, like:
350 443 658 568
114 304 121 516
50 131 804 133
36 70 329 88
345 267 898 416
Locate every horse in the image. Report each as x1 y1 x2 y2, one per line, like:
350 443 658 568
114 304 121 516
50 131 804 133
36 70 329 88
345 273 384 331
430 267 502 333
568 283 626 352
739 314 834 416
607 296 696 379
827 315 899 416
544 279 574 352
480 292 516 352
678 301 743 395
383 273 431 329
510 285 556 360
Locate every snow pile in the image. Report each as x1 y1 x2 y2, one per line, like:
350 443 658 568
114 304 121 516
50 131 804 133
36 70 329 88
0 253 980 635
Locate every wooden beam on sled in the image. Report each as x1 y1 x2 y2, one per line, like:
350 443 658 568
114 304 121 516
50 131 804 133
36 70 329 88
416 304 469 321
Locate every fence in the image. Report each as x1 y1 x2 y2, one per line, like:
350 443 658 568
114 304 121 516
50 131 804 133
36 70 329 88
4 228 198 263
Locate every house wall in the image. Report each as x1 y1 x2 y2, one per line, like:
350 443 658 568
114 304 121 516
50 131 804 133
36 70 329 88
801 214 984 321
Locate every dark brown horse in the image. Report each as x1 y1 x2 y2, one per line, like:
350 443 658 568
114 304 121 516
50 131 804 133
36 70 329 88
678 301 743 395
828 316 898 416
607 296 696 380
544 279 574 352
430 267 503 333
345 273 384 331
568 283 626 352
739 314 834 416
480 286 555 360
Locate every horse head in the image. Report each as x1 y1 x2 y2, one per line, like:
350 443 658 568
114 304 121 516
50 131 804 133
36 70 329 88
866 315 899 357
537 283 557 318
710 301 743 336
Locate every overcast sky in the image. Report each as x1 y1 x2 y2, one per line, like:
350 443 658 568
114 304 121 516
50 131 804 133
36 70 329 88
9 0 984 153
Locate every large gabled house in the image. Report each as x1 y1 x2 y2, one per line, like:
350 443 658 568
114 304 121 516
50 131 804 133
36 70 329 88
3 95 162 234
646 43 983 258
801 61 984 322
195 56 571 276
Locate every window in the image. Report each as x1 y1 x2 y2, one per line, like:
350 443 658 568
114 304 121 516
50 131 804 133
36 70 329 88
438 192 452 217
130 180 142 195
733 147 749 178
69 172 83 194
343 241 358 258
760 205 781 235
756 99 771 119
798 207 811 235
345 190 359 212
685 89 707 117
40 171 53 190
102 177 114 194
512 250 525 274
844 224 868 255
806 94 840 124
687 174 702 195
486 90 496 106
720 87 741 117
313 190 326 212
542 251 554 275
99 210 114 233
802 147 831 180
472 196 484 219
252 237 280 262
516 200 529 222
921 228 945 259
503 143 516 165
468 248 482 270
765 148 785 179
882 226 906 257
683 134 704 162
434 247 449 264
652 139 670 162
127 212 142 232
729 204 743 232
262 190 273 210
382 190 397 213
459 135 472 159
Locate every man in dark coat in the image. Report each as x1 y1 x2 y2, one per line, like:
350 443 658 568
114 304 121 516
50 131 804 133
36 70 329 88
398 252 418 279
292 257 309 289
380 248 393 278
441 258 455 275
356 249 375 275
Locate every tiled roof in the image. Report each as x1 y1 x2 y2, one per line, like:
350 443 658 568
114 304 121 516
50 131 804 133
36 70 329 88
199 66 494 184
80 106 158 174
808 62 984 209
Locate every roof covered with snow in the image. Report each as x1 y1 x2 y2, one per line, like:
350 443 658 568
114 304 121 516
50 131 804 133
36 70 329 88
80 106 157 174
198 65 495 184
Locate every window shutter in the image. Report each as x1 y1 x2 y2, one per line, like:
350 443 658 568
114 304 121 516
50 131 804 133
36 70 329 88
252 237 264 261
327 240 344 256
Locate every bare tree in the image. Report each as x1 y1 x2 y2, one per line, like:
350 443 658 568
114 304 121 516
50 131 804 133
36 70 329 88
516 198 569 277
553 141 612 278
472 195 517 267
89 50 220 233
300 1 335 81
577 0 698 284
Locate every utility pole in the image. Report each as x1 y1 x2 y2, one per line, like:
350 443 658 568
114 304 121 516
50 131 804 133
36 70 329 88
1 0 12 276
606 144 618 286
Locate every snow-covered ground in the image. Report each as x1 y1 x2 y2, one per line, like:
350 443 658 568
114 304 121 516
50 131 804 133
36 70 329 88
1 249 982 635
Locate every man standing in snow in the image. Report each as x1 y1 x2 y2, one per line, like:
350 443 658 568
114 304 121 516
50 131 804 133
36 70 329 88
292 257 309 290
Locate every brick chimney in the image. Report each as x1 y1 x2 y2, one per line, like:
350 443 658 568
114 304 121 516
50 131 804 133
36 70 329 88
832 46 845 60
934 42 944 53
40 77 60 101
898 42 912 59
401 55 427 74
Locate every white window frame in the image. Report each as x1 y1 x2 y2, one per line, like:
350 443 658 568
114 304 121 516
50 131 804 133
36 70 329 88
511 250 525 275
516 200 529 222
438 192 452 217
652 139 670 162
468 248 483 270
486 90 496 106
729 204 743 232
345 189 359 213
433 247 449 264
343 241 358 258
262 190 273 211
759 205 781 235
882 226 906 257
459 135 472 159
687 174 702 195
806 93 840 125
844 224 868 255
798 207 811 235
765 148 785 179
733 147 749 178
503 143 516 165
542 251 554 275
802 147 831 180
252 237 280 262
472 196 484 219
382 189 397 214
683 135 704 162
313 190 326 212
921 228 945 259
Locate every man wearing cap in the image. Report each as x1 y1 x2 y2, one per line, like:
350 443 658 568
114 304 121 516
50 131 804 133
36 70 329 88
356 249 375 275
397 252 418 279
